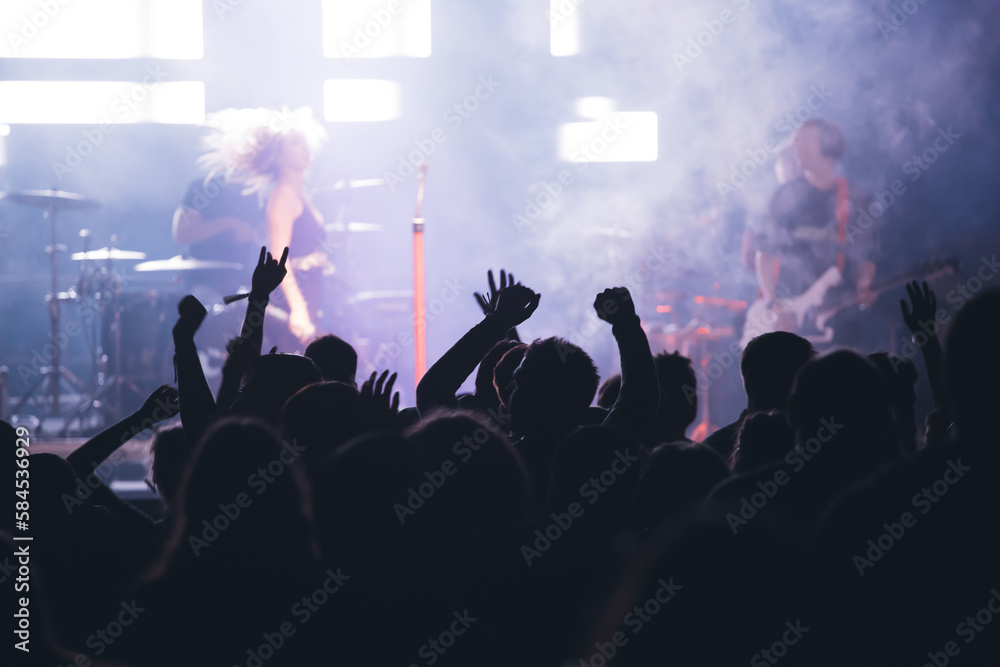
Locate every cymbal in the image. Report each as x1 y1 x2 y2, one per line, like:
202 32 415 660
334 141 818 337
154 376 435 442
2 189 99 209
311 178 386 196
326 221 384 233
348 290 414 303
134 256 243 272
71 248 147 261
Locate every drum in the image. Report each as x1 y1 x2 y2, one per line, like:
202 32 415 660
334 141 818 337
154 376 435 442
106 290 177 397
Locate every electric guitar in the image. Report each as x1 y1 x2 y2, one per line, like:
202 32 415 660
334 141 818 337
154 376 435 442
739 256 959 348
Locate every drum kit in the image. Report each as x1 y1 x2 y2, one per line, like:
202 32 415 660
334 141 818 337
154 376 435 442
1 189 262 434
2 178 397 434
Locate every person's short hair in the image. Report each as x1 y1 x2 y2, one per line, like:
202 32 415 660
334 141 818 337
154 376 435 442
515 337 600 426
476 339 522 404
281 381 361 463
798 118 845 159
304 334 358 385
493 344 528 409
740 332 816 410
653 351 698 430
731 410 794 472
231 353 322 425
788 350 895 466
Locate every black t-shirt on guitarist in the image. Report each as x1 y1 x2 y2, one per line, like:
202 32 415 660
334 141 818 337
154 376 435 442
756 175 876 300
180 175 266 264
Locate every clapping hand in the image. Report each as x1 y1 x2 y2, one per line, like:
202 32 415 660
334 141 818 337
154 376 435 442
474 269 518 316
492 284 541 329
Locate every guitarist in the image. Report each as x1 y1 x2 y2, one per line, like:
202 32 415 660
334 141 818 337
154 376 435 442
747 118 879 346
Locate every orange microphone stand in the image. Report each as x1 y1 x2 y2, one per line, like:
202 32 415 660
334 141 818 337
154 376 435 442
412 164 428 386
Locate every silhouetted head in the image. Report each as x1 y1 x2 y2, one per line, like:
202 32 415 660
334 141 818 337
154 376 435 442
648 351 698 443
281 381 362 464
474 339 522 409
741 332 817 411
153 418 316 577
493 343 527 411
945 288 1000 442
406 410 530 541
868 352 918 455
789 350 896 473
304 334 358 386
731 410 794 473
597 374 622 410
149 425 191 508
510 337 600 438
310 431 439 576
634 443 730 530
794 118 845 171
231 353 322 426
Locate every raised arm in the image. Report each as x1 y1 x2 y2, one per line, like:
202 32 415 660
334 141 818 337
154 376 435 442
473 268 521 341
216 247 288 409
596 287 658 440
67 385 179 478
900 279 948 418
416 283 540 416
173 295 217 444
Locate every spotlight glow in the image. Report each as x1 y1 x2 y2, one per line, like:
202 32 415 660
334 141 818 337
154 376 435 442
0 81 205 124
558 111 659 162
323 79 402 122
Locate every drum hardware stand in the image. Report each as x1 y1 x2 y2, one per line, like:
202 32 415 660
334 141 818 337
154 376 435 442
10 201 88 433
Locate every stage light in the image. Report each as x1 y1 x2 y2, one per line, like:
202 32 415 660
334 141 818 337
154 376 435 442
0 0 203 59
323 79 401 122
557 111 659 162
322 0 432 59
0 81 205 124
549 0 581 56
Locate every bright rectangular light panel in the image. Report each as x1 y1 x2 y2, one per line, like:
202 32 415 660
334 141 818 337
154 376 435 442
0 0 203 59
558 112 659 162
324 79 401 122
0 81 206 124
323 0 432 58
549 0 581 56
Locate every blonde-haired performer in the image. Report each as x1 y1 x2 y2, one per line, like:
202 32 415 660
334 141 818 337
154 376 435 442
198 107 329 347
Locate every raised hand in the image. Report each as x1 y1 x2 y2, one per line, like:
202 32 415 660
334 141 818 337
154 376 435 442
137 384 180 425
474 269 517 316
251 246 289 297
594 286 637 326
360 370 400 429
173 294 207 343
492 284 541 329
900 280 938 335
